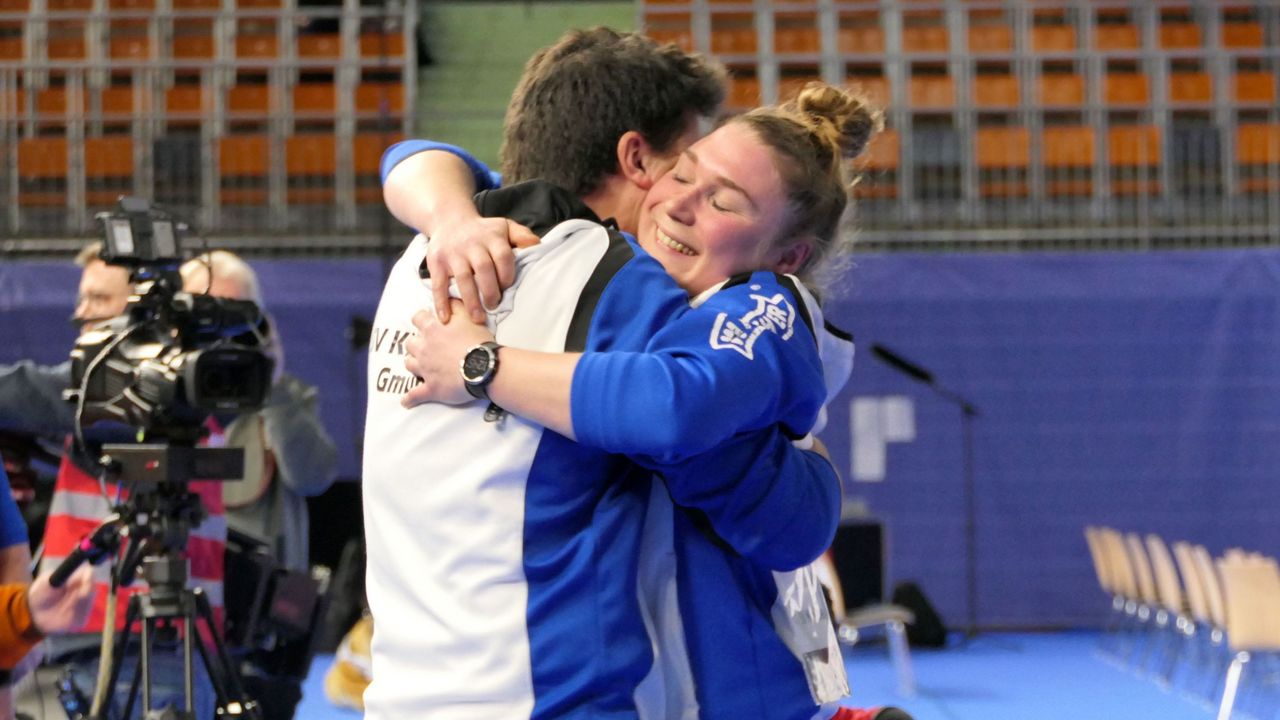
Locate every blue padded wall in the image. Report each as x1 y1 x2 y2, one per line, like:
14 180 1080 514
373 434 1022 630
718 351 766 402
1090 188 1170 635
822 249 1280 628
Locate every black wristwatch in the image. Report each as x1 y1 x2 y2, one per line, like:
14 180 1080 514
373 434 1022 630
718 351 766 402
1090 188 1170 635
461 341 502 401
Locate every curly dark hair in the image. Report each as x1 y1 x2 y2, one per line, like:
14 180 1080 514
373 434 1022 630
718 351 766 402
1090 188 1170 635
500 27 726 196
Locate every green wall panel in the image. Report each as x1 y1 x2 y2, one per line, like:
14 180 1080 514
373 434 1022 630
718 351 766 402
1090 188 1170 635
417 2 636 166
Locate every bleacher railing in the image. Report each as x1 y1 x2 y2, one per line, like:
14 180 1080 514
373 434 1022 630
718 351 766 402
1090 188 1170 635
1 0 415 245
642 0 1280 250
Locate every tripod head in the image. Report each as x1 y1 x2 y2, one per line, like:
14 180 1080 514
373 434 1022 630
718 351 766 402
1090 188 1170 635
49 443 244 590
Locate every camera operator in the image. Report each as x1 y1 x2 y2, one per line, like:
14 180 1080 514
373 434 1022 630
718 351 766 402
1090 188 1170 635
0 242 131 438
3 242 225 719
179 251 339 576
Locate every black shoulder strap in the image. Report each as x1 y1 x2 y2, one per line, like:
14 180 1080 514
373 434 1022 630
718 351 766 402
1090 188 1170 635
564 228 635 352
772 273 817 347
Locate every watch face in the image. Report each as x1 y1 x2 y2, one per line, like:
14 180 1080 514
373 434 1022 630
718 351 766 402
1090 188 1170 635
462 347 492 383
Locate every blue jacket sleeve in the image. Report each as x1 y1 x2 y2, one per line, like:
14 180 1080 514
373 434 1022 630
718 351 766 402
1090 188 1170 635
0 360 74 438
0 465 27 549
379 139 502 191
571 274 825 463
649 427 841 570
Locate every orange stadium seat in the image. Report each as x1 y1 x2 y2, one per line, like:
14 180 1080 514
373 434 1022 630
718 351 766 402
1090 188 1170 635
293 83 336 116
853 128 898 199
355 131 404 203
360 32 405 59
84 135 134 206
100 85 147 124
848 75 890 111
909 75 954 110
285 133 336 203
1160 23 1201 49
1233 71 1276 104
106 20 151 79
1039 73 1085 107
228 84 272 119
726 74 759 110
17 136 68 207
778 74 821 102
901 25 948 54
1093 24 1140 52
0 7 22 61
166 84 207 127
1221 22 1263 49
775 26 819 54
711 27 756 55
172 15 214 46
973 74 1019 109
976 126 1030 197
968 25 1013 54
172 31 216 66
838 25 884 55
1104 73 1149 106
1031 25 1075 53
220 133 269 204
47 21 88 61
1108 125 1161 195
0 35 20 62
647 27 694 52
298 33 342 59
1169 72 1212 105
236 33 279 64
356 82 404 117
1043 126 1095 196
30 86 83 125
1236 123 1280 193
172 0 219 9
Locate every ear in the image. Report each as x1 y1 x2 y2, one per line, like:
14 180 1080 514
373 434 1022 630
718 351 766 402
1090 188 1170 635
770 239 814 276
615 130 663 191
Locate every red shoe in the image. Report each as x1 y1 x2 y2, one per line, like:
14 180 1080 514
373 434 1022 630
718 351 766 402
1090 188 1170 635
831 708 915 720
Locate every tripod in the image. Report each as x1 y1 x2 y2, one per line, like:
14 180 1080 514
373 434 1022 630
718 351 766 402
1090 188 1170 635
51 444 262 720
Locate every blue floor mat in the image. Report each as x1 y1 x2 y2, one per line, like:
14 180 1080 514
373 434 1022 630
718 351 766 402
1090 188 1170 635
293 631 1251 719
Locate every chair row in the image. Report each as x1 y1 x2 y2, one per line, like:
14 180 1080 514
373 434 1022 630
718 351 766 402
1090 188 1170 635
643 4 1269 57
1084 527 1280 720
11 130 400 207
0 27 408 67
848 124 1280 200
725 70 1279 112
4 80 406 124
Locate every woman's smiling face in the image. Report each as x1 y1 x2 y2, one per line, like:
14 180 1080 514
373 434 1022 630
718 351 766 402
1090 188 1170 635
637 122 793 296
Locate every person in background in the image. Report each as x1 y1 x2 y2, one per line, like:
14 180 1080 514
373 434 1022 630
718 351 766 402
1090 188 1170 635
0 242 132 437
180 251 339 575
1 460 96 720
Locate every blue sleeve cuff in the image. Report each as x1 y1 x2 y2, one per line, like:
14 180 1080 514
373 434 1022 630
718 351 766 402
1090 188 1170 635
0 466 27 549
379 140 502 190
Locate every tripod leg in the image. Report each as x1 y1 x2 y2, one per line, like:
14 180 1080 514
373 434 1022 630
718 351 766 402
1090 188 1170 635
98 594 142 720
191 590 260 719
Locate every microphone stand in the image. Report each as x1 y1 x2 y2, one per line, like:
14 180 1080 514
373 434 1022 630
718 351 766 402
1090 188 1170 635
871 345 981 639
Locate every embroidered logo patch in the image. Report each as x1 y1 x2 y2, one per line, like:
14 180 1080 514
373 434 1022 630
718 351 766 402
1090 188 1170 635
709 291 796 359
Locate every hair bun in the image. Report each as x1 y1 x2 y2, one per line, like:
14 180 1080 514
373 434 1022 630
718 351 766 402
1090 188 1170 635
791 82 881 160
